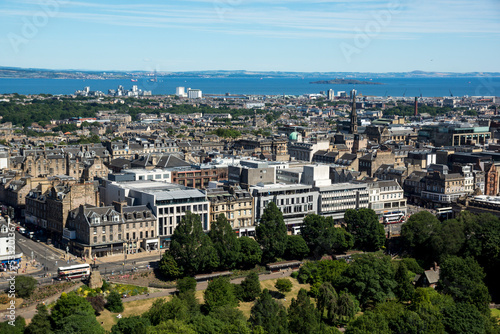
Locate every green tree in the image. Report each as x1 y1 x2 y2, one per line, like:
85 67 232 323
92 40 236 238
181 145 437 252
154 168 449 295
238 236 262 269
339 253 396 308
249 289 288 334
170 211 218 275
50 293 96 330
394 261 414 301
288 289 321 334
106 290 124 313
25 304 52 334
86 295 106 315
55 314 105 334
147 319 196 334
344 209 385 251
284 235 309 260
204 276 239 313
256 202 287 263
437 256 491 315
14 275 37 298
275 278 293 294
344 311 390 334
177 277 197 294
401 211 440 261
209 213 241 270
442 302 488 334
302 214 353 258
143 297 190 326
159 253 182 279
238 272 261 302
429 219 465 262
0 316 26 334
111 316 151 334
316 282 338 321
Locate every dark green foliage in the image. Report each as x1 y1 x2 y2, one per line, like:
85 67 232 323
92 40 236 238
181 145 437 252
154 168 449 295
284 235 309 260
384 104 457 117
207 305 251 333
101 280 111 291
401 211 440 262
437 256 491 315
238 273 261 302
214 128 241 138
238 237 262 268
344 209 385 251
442 302 488 334
316 282 358 326
14 275 37 298
401 257 424 275
170 211 218 275
288 288 321 334
111 316 151 334
256 202 287 263
301 214 353 257
204 277 239 313
394 262 414 301
106 290 124 313
159 253 182 279
86 295 106 315
274 278 293 294
316 282 338 321
143 297 190 326
339 253 396 308
0 316 26 334
177 277 197 294
249 289 288 334
25 304 51 334
209 214 241 269
459 212 500 301
370 301 426 334
344 311 390 334
50 293 96 329
147 319 196 334
429 219 465 262
51 313 105 334
297 259 348 290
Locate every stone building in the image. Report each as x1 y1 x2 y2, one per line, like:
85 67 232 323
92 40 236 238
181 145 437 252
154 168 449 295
207 186 255 236
66 202 156 258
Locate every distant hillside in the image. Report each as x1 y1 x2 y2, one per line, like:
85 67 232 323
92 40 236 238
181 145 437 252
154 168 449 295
0 67 499 79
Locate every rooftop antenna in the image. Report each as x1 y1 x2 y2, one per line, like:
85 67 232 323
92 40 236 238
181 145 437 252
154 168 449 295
419 89 422 98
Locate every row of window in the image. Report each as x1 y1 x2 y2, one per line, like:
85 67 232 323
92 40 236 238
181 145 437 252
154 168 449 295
92 221 152 234
92 230 155 244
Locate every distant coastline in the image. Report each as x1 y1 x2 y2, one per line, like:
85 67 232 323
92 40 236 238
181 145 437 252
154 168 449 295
0 67 500 80
310 79 383 85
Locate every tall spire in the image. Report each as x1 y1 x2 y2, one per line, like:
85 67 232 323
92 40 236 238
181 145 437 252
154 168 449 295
350 90 358 134
414 97 418 117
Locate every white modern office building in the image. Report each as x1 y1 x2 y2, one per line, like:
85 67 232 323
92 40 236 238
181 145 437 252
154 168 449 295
100 180 209 249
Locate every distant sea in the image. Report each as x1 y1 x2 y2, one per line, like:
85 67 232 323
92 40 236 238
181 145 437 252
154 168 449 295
0 76 499 97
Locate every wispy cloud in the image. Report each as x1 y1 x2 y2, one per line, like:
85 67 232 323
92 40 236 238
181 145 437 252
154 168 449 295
2 0 499 39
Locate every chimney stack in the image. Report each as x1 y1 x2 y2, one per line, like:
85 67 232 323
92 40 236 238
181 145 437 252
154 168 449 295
414 97 418 117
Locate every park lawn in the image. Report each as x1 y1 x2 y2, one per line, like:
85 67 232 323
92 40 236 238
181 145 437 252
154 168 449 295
492 308 500 323
238 277 311 318
97 295 172 332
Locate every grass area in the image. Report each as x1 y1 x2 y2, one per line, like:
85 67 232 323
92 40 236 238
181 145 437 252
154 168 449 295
96 275 310 331
97 295 172 332
0 296 23 311
238 276 310 319
492 308 500 323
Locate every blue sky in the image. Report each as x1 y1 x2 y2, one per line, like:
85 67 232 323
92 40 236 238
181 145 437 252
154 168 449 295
0 0 499 72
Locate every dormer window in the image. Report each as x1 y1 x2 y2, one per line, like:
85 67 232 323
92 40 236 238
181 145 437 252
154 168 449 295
92 217 100 224
103 215 107 221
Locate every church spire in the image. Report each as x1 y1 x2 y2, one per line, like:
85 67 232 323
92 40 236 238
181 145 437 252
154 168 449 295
350 90 358 134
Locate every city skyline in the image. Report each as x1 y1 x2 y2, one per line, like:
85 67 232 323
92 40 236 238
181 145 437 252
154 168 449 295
0 0 499 73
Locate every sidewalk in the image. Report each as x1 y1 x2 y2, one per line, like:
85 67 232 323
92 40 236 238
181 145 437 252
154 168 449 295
88 249 163 265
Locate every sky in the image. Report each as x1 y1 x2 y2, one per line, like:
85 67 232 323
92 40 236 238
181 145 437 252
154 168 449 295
0 0 499 73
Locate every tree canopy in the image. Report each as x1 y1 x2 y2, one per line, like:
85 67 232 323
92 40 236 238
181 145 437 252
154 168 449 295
256 202 288 263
